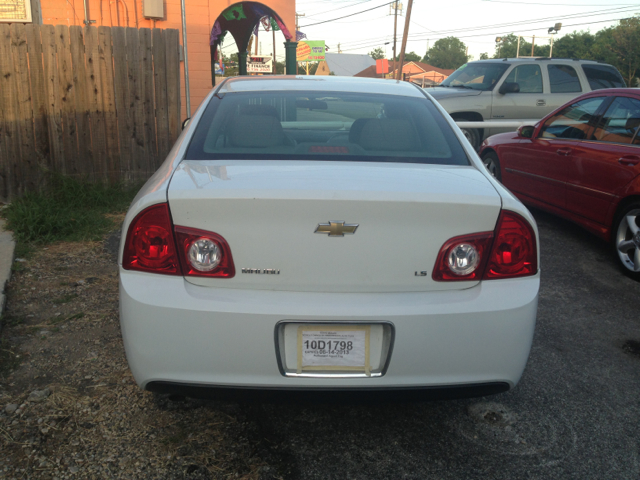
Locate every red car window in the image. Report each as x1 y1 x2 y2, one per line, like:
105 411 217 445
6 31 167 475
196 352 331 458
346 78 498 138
540 97 607 140
592 96 640 145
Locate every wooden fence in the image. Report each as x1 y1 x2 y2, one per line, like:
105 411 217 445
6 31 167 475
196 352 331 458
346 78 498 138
0 24 181 200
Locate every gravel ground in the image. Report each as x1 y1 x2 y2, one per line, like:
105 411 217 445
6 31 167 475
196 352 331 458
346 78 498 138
0 231 290 480
1 209 639 479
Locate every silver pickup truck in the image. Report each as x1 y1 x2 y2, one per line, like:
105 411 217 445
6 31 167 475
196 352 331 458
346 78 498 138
428 58 625 149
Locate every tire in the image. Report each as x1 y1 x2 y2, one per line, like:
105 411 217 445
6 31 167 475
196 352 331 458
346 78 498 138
481 151 502 181
461 127 481 151
612 201 640 281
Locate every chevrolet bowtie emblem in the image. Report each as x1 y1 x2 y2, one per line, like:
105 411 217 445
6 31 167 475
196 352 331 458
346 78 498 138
314 221 359 237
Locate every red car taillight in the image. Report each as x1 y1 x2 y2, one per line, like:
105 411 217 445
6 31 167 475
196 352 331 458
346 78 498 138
175 227 235 278
432 232 494 281
122 204 181 275
122 203 235 278
432 210 537 281
483 211 537 279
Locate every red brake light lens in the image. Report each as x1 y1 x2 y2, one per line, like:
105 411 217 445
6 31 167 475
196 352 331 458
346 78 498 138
175 227 235 278
122 204 181 275
122 204 235 278
484 211 537 279
433 210 538 281
432 233 494 281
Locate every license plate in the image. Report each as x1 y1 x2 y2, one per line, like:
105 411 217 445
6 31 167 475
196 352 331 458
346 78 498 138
297 325 371 375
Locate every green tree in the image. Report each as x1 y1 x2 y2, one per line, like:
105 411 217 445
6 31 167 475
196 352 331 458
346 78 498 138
423 37 469 69
479 52 489 60
369 47 385 60
392 51 421 62
607 16 640 85
402 51 422 62
552 31 596 59
494 34 549 58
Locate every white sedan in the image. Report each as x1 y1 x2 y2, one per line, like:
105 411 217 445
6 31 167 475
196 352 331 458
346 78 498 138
119 76 539 400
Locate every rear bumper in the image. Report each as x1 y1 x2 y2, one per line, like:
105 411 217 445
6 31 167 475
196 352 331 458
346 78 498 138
146 381 510 402
119 269 539 393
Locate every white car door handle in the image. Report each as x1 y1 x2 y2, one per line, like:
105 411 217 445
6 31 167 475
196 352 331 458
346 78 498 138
536 99 546 107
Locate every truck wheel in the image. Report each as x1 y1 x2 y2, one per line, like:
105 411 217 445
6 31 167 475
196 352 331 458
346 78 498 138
481 151 501 181
455 117 482 150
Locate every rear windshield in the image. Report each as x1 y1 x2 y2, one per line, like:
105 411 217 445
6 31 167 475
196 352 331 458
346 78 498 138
582 64 626 89
185 91 469 165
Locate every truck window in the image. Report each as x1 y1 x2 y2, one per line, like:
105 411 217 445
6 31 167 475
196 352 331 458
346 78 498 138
504 65 542 93
548 65 582 93
582 65 626 89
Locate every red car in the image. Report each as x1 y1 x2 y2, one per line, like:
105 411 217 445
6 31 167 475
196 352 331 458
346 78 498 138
479 88 640 280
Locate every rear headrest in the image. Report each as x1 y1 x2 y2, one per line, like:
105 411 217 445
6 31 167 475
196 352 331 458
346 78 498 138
349 118 371 143
357 119 420 152
626 117 640 130
239 104 280 119
228 115 285 148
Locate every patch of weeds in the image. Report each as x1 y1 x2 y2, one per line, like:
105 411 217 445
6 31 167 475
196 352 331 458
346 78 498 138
59 281 71 286
52 293 78 304
54 267 69 272
14 242 34 259
0 337 21 376
11 262 28 273
2 173 140 245
52 327 60 333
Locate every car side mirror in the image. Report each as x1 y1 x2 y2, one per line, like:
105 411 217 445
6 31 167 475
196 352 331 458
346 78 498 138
182 118 190 130
499 82 520 95
517 125 535 138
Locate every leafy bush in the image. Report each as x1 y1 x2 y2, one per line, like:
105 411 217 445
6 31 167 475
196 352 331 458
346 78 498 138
3 175 139 244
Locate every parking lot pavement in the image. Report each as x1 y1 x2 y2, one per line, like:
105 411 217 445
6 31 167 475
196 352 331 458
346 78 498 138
243 208 640 479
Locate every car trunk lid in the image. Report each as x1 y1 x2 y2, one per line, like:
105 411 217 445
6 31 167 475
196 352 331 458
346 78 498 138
167 160 502 293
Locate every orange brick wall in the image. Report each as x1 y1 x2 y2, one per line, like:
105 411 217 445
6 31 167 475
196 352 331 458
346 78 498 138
41 0 296 119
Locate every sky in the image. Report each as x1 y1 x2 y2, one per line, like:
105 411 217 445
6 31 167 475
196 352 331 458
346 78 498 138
219 0 640 64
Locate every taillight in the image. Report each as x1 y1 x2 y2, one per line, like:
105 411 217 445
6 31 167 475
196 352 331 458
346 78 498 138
122 204 181 275
122 203 235 278
175 227 235 277
483 211 537 279
432 232 494 281
433 210 537 281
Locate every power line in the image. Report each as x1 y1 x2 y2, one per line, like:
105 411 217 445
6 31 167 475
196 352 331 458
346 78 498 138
483 0 637 4
332 4 637 48
413 5 638 36
339 15 634 52
300 1 395 27
304 0 376 18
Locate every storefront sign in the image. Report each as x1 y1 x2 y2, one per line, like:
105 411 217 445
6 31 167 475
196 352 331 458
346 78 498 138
247 56 273 73
296 41 326 62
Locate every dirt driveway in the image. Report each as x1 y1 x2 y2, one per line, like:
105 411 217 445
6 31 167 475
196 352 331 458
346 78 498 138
2 210 640 480
0 232 289 480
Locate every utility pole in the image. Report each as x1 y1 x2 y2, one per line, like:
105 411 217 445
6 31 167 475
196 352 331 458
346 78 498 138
295 13 305 74
531 35 535 57
396 0 413 81
393 2 398 79
273 28 276 73
338 43 342 53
